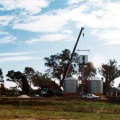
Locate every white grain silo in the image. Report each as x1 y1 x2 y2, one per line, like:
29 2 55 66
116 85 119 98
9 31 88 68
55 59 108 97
88 77 103 94
64 77 78 94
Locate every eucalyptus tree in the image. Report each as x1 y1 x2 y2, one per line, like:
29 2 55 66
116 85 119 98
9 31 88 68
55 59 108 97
6 70 29 95
44 49 79 87
32 71 59 89
98 59 120 94
84 62 96 79
0 68 4 95
6 70 23 88
0 68 4 81
24 67 35 87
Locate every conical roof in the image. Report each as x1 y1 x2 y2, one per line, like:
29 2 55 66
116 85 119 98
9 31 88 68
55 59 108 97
65 77 77 81
89 77 101 80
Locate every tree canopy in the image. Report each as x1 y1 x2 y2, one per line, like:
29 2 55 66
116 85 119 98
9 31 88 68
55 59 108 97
6 67 59 92
98 59 120 94
24 67 35 86
6 70 29 95
32 71 59 89
6 70 23 88
0 68 4 81
84 62 96 79
44 49 79 87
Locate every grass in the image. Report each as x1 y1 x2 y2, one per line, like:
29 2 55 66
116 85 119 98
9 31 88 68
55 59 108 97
0 98 120 120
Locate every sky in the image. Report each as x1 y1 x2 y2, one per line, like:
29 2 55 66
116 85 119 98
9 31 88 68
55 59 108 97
0 0 120 88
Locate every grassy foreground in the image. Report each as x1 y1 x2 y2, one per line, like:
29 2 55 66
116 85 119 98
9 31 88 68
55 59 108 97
0 98 120 120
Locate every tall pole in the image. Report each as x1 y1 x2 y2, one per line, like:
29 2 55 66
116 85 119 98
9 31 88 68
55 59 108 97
61 27 84 86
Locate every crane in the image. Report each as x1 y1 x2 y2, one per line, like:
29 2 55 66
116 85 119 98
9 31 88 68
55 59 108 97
61 27 84 86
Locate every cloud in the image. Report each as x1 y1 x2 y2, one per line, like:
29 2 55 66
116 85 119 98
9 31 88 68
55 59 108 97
67 0 84 5
0 52 34 56
13 13 69 32
70 0 120 44
0 56 38 63
40 33 74 42
0 35 16 44
95 29 120 45
0 0 120 45
25 32 74 44
0 31 9 35
25 39 40 45
0 0 50 15
0 52 42 62
0 15 14 26
12 5 87 33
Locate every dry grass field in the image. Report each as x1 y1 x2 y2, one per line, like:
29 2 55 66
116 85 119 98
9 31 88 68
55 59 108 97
0 97 120 120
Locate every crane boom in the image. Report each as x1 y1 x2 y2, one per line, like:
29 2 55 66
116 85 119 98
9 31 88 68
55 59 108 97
61 27 84 86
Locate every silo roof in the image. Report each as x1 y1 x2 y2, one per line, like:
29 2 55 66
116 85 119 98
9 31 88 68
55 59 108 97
89 77 101 80
110 87 120 92
65 77 77 81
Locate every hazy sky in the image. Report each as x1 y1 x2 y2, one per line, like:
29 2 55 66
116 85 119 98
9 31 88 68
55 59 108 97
0 0 120 88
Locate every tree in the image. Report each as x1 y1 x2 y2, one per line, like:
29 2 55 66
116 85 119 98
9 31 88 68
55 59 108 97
24 67 35 87
21 75 29 95
84 62 96 79
32 71 59 89
6 70 23 88
0 68 4 96
0 68 4 81
6 70 29 95
98 59 120 95
44 49 78 87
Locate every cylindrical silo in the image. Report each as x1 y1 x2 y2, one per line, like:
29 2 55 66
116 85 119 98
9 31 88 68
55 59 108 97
88 77 103 94
64 77 78 93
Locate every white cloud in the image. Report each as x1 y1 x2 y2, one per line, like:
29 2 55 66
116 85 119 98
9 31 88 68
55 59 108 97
86 0 106 8
62 30 72 34
0 52 34 57
40 33 74 42
69 1 120 29
0 56 38 62
12 5 86 32
67 0 84 5
25 39 40 45
0 52 41 62
0 31 9 35
0 15 14 26
0 0 120 45
0 35 16 44
25 33 75 44
13 13 69 32
73 1 120 45
96 29 120 45
0 0 50 15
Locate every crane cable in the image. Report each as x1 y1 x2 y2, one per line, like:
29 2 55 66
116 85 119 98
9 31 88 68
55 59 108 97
77 32 90 53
